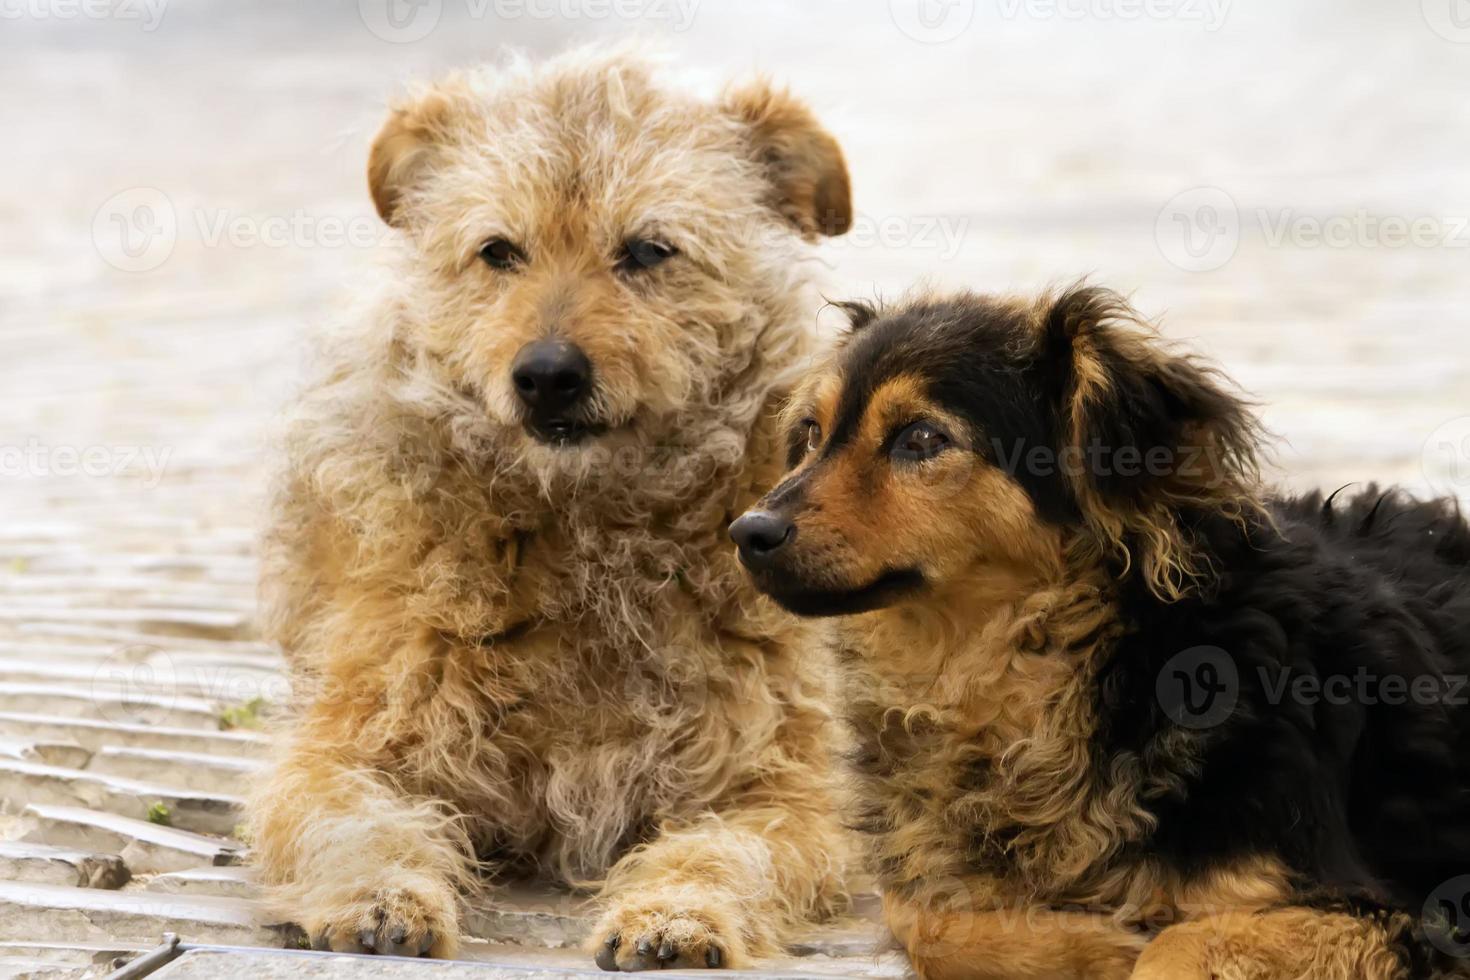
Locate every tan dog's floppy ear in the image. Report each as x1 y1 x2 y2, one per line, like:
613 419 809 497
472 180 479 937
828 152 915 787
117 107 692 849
724 80 852 239
1047 285 1265 600
367 83 471 229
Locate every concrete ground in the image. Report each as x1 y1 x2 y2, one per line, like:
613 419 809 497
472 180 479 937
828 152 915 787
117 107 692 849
1 0 1468 976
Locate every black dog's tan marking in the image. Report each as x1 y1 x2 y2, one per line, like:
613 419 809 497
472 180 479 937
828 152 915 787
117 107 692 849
730 286 1470 980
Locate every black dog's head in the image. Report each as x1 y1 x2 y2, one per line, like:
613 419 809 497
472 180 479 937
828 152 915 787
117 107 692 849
730 285 1264 616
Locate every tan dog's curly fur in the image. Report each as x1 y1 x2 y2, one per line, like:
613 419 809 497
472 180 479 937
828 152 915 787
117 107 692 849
246 46 854 969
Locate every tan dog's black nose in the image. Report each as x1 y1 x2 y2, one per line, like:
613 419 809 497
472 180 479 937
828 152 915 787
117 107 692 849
512 340 591 416
730 510 794 570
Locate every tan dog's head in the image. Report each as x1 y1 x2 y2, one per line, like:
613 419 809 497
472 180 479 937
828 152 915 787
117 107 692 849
730 287 1265 615
367 47 850 475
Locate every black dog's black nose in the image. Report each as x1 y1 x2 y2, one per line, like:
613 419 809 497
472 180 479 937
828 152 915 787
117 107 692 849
729 510 794 569
511 340 591 415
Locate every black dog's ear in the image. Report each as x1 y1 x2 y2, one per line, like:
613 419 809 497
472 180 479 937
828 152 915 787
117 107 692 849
832 299 879 333
1046 285 1264 599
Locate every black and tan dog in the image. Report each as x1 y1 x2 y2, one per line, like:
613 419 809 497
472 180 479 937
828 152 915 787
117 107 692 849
730 285 1470 979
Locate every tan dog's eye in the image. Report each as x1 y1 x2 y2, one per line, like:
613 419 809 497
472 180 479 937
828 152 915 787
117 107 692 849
891 421 949 462
479 238 525 271
803 419 822 453
618 239 677 272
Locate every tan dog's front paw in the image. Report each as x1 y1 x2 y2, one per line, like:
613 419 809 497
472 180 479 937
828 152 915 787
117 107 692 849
306 882 459 958
589 892 747 971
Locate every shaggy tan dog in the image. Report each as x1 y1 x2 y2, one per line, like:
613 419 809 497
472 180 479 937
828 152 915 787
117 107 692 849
246 47 854 970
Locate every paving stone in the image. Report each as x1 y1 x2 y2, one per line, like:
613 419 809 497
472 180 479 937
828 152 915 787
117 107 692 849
0 942 148 967
0 574 253 600
0 881 280 948
0 658 280 704
146 866 258 900
462 886 590 949
153 652 286 677
0 713 269 759
457 941 905 978
0 956 90 980
0 737 90 770
9 626 276 658
0 641 152 664
17 804 242 875
0 842 129 890
0 685 225 730
0 608 251 641
87 747 262 798
147 947 875 980
0 759 242 837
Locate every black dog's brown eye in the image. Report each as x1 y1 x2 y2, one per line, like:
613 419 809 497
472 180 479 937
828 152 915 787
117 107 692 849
479 238 524 270
803 419 822 453
619 239 677 272
892 421 949 462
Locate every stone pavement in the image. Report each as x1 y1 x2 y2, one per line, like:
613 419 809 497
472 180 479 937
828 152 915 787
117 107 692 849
2 0 1468 976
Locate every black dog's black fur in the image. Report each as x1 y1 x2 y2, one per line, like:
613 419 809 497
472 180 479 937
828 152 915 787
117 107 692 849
1099 489 1470 905
816 287 1470 974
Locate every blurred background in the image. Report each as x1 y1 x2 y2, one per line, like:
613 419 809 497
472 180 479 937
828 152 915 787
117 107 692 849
0 0 1467 968
4 0 1470 528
